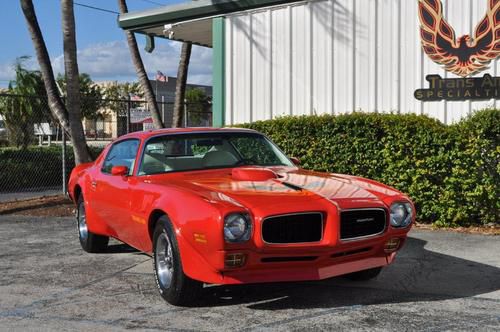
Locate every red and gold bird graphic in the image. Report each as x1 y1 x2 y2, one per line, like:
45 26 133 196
419 0 500 77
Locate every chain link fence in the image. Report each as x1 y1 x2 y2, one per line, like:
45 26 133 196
0 93 212 202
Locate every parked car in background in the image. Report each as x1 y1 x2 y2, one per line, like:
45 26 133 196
69 128 414 306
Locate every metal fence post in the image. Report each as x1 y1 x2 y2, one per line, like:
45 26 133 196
62 126 67 195
184 99 188 128
127 95 131 134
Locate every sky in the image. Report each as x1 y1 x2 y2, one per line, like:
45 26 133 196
0 0 213 88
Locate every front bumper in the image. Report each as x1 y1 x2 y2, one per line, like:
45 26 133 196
196 233 406 285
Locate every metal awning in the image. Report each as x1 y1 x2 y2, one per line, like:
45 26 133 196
118 0 304 47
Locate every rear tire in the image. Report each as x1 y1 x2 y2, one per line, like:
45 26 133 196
344 267 383 281
76 195 109 253
153 215 202 306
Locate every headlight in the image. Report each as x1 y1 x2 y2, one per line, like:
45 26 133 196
390 202 413 228
224 213 252 243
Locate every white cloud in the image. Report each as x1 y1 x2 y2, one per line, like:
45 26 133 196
0 63 14 83
1 39 213 86
0 57 39 83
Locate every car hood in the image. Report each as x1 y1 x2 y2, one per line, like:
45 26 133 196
155 167 402 211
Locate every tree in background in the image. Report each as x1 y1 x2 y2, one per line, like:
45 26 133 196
102 81 144 113
185 88 211 127
117 0 164 129
20 0 92 164
173 42 192 128
56 73 106 120
0 57 50 148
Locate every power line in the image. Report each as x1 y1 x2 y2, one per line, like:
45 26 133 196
135 0 166 6
74 2 119 15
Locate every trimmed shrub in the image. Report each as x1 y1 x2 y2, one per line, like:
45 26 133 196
238 110 499 227
0 145 103 192
440 109 499 226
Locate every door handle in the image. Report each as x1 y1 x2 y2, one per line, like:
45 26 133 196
91 181 97 189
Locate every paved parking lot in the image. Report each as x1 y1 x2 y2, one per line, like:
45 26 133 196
0 215 499 331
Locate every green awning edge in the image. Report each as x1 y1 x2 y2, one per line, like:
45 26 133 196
119 0 303 31
212 17 225 127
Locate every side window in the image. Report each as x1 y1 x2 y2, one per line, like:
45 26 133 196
101 139 140 175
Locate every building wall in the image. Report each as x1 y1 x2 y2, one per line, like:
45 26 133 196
224 0 499 125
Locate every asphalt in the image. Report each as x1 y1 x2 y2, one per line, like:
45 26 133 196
0 215 499 331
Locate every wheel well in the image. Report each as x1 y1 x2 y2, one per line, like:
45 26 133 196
74 185 82 203
148 209 167 241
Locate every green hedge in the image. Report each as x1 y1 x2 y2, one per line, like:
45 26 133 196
238 110 499 227
0 145 103 192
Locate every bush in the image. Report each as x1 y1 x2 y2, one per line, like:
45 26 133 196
440 109 499 226
0 145 103 192
238 110 499 227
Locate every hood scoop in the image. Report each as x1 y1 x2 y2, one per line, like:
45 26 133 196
232 168 278 181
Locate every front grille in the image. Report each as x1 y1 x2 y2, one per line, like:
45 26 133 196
340 209 386 240
262 213 323 244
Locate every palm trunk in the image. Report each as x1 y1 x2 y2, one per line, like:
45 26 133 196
173 42 192 128
117 0 164 129
61 0 92 164
20 0 70 134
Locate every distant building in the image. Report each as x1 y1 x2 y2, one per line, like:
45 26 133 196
83 78 212 140
150 77 212 104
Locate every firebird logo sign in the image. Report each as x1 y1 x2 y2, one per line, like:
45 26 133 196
415 0 500 101
419 0 500 77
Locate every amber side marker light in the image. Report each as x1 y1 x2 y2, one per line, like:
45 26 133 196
225 253 247 268
384 238 401 253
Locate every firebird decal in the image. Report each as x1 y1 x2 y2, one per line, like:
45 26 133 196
419 0 500 77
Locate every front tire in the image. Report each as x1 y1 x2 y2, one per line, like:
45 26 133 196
344 267 383 281
76 195 109 253
153 216 202 306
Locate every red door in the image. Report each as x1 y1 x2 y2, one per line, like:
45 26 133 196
91 139 142 248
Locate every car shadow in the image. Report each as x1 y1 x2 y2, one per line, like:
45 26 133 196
194 236 500 309
98 243 139 254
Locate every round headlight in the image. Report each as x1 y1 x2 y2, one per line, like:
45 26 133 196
390 202 413 228
224 213 252 242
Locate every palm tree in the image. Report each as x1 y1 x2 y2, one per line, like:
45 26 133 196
173 42 192 128
19 0 92 164
61 0 92 164
19 0 70 133
117 0 164 129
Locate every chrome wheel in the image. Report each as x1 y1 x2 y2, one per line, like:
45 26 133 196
77 201 88 241
155 231 174 289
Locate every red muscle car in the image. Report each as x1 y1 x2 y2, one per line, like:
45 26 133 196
68 128 414 306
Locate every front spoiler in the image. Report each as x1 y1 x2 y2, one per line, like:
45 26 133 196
218 253 395 284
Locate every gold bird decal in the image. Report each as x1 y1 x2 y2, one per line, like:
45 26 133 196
419 0 500 77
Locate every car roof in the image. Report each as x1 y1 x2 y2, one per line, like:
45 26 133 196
116 127 259 141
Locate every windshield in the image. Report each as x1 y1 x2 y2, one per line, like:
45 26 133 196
138 132 293 175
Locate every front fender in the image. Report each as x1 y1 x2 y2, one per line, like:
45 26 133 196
143 187 245 283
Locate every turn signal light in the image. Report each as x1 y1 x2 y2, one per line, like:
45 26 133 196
225 253 247 268
384 238 401 253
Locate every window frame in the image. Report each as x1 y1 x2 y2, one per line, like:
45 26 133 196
136 131 294 176
100 138 141 176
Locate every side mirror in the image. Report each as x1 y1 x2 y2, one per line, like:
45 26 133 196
290 157 300 166
111 165 129 176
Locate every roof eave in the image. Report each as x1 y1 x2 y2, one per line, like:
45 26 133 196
119 0 303 31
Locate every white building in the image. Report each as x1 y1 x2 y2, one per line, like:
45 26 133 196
119 0 500 126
